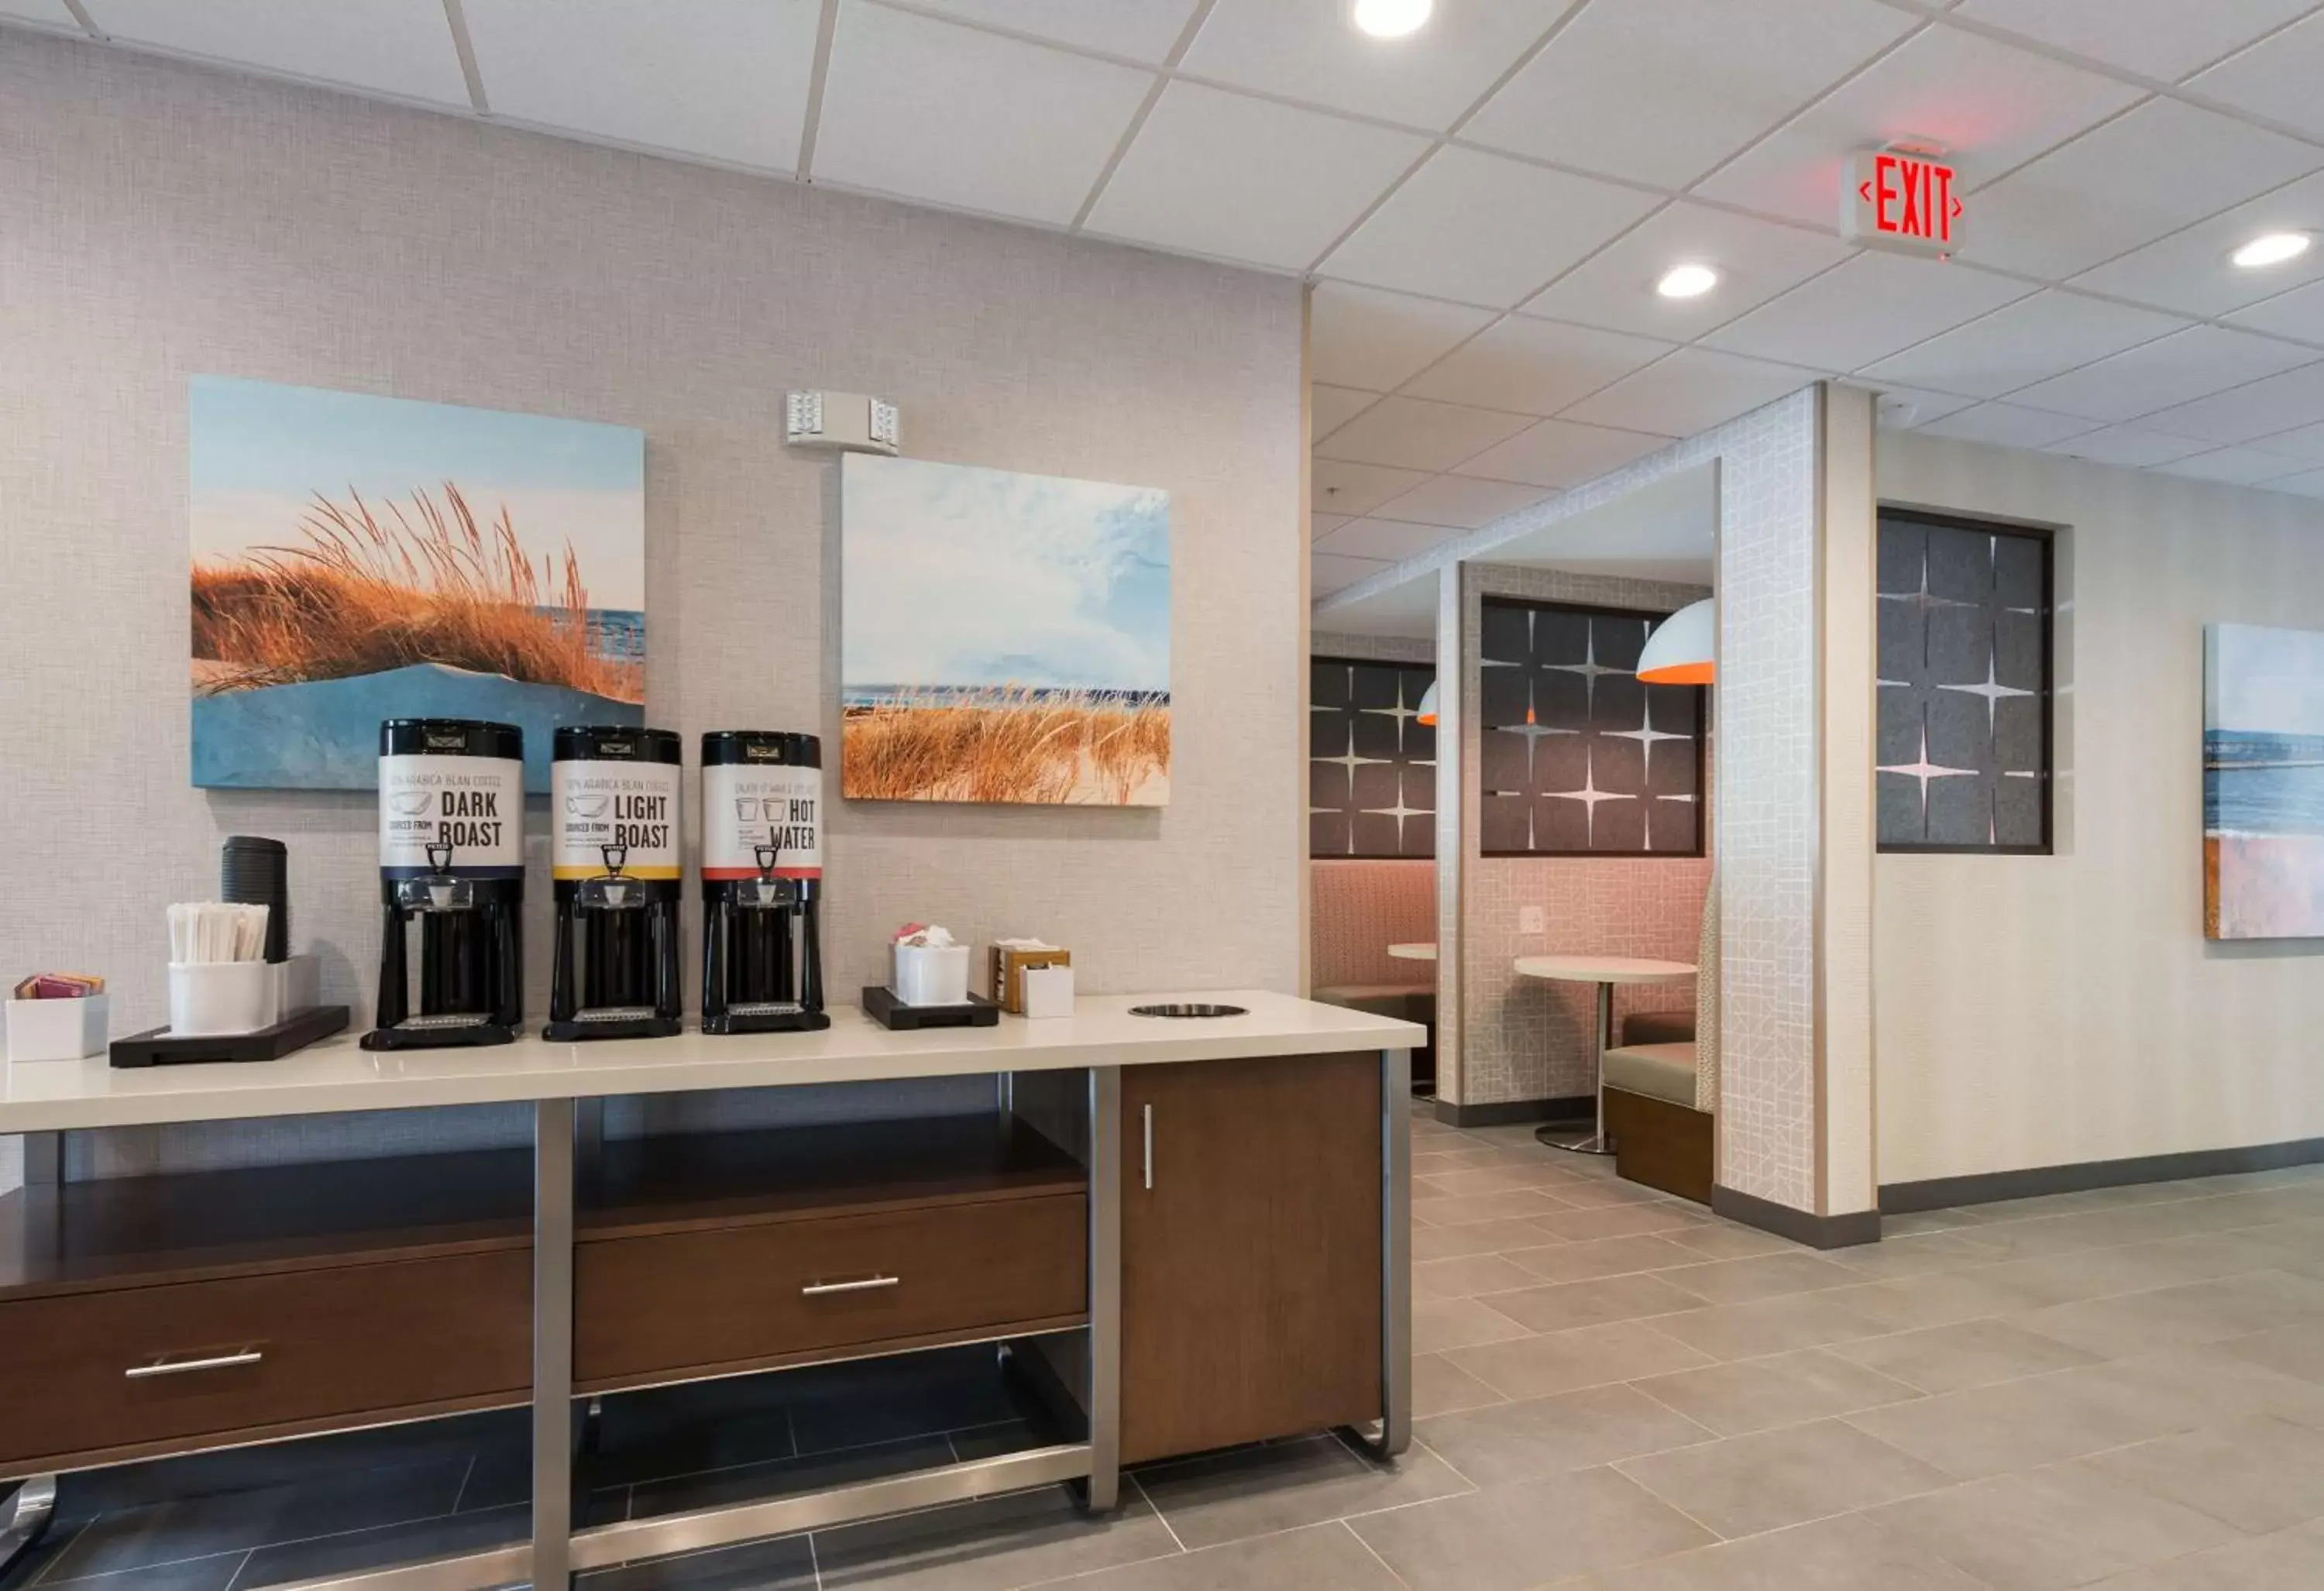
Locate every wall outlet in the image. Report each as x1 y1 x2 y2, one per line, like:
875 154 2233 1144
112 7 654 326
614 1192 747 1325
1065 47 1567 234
1518 905 1547 935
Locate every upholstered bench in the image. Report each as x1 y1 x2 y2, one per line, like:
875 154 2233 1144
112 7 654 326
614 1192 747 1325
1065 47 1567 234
1600 884 1717 1204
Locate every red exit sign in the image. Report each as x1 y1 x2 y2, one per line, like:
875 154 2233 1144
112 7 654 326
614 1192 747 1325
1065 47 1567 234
1843 148 1962 258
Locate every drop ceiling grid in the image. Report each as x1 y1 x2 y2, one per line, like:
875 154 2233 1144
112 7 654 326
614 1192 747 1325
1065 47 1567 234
23 0 2324 574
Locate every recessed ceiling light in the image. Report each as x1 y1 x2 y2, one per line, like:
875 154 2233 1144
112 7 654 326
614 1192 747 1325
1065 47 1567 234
1353 0 1432 40
1656 263 1721 299
2233 232 2312 269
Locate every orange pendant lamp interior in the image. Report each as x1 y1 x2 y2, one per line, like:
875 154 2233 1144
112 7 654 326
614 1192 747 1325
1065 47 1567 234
1637 598 1715 686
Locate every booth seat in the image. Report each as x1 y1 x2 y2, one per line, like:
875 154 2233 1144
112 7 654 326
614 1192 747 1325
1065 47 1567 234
1311 858 1435 1089
1600 881 1717 1204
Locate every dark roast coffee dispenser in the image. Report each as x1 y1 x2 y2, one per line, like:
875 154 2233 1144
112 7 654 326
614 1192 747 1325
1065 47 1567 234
364 719 524 1050
700 730 828 1034
547 725 682 1041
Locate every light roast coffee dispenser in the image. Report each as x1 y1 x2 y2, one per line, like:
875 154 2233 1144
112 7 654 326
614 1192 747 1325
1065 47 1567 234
546 726 682 1041
700 730 828 1034
364 719 524 1051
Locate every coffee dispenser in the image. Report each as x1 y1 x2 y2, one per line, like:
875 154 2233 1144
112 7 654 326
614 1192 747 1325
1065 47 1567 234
700 730 828 1033
546 726 682 1041
364 719 524 1050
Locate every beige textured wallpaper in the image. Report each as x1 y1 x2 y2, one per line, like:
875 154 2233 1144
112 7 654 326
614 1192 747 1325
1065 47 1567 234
0 34 1304 1182
1875 432 2324 1187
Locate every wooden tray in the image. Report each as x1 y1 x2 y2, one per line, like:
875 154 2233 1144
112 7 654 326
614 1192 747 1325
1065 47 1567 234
110 1005 350 1068
861 986 1002 1030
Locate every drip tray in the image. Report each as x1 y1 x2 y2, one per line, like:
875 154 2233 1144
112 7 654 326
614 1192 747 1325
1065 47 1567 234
1128 1003 1248 1019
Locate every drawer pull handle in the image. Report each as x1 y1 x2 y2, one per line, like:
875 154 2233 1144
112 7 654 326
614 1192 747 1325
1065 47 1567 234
125 1348 263 1380
1143 1103 1153 1191
799 1275 900 1297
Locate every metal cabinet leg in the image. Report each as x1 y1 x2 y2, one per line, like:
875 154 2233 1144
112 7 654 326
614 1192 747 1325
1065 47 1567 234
533 1099 576 1591
1080 1067 1122 1512
0 1475 57 1579
1345 1046 1412 1462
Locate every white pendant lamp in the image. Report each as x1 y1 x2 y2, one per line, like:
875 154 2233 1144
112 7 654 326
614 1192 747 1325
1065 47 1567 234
1637 598 1714 686
1415 681 1439 726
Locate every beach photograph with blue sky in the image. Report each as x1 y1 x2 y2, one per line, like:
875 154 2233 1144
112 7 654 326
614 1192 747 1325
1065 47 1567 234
2205 621 2324 940
189 377 645 792
841 455 1171 806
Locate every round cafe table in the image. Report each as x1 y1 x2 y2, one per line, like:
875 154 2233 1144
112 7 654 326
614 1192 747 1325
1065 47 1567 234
1513 955 1696 1156
1387 943 1436 961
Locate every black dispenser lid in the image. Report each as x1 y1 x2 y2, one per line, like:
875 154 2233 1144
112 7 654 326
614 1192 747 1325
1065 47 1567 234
554 725 681 764
380 719 524 760
702 730 821 768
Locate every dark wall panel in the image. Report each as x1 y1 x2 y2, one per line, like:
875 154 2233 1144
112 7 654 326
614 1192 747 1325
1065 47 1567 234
1311 658 1435 859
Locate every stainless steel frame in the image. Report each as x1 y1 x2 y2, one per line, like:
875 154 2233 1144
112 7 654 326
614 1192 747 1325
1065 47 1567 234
1084 1066 1122 1510
2 1134 62 1579
1343 1046 1413 1462
531 1098 576 1591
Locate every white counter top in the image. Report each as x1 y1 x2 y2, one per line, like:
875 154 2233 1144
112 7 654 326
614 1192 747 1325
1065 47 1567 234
0 991 1422 1133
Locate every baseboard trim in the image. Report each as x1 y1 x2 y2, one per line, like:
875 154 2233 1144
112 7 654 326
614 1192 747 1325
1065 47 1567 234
1712 1184 1882 1250
1432 1094 1594 1129
1879 1136 2324 1215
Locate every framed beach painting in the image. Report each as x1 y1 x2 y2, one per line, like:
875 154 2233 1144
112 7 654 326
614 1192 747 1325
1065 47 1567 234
2205 622 2324 940
840 455 1171 806
189 378 645 792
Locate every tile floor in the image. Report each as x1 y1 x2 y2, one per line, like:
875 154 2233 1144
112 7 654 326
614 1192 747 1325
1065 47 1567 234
5 1110 2322 1591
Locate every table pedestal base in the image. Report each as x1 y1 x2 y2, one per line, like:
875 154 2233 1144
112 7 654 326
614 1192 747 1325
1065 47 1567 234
1535 1125 1614 1156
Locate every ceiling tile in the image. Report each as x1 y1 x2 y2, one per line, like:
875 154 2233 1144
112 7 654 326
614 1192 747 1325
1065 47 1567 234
1561 348 1819 437
1312 385 1384 438
2004 325 2317 423
1315 517 1461 562
1910 403 2097 448
2153 446 2312 483
462 0 818 172
85 0 470 105
1451 418 1669 489
2133 359 2324 443
1315 396 1533 472
1852 381 1979 428
1404 318 1673 415
1374 475 1556 530
1964 99 2324 280
1705 253 2030 373
2229 417 2324 461
1183 0 1579 132
1861 290 2189 398
1694 26 2142 229
1314 458 1431 518
2072 170 2324 319
1312 513 1353 541
1520 203 1854 342
1464 0 1915 189
1319 146 1662 310
1085 83 1427 270
2187 12 2324 138
2255 465 2324 498
904 0 1199 63
1952 0 2313 83
2040 425 2216 467
0 2 81 29
1312 550 1393 596
813 2 1152 225
1308 283 1497 391
2228 276 2324 344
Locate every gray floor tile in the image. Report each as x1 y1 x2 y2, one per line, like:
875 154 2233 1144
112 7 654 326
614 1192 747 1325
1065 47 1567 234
1129 1433 1470 1550
1528 1204 1710 1243
2015 1270 2324 1359
2082 1521 2324 1591
1830 1318 2103 1393
1868 1459 2240 1591
1349 1466 1714 1591
1410 1352 1508 1418
1823 1269 2055 1333
24 1554 246 1591
1616 1417 1951 1539
38 1462 471 1582
1657 1223 1808 1262
2088 1414 2324 1533
1479 1273 1709 1335
1427 1165 1598 1198
1552 1181 1686 1211
1577 1508 1990 1590
1822 1231 2000 1280
576 1534 817 1591
1412 1216 1572 1262
1653 1253 1859 1304
814 1484 1176 1590
590 1375 799 1486
1446 1322 1716 1402
1414 1191 1573 1227
782 1347 1031 1455
1043 1521 1398 1591
1843 1366 2182 1480
2218 1318 2324 1385
1413 1295 1531 1355
235 1505 528 1589
1880 1207 2006 1237
1966 1239 2267 1312
626 1438 957 1520
1503 1235 1706 1285
2063 1344 2324 1433
1414 1253 1544 1302
1628 1348 1923 1438
1644 1292 1889 1361
1413 1383 1715 1487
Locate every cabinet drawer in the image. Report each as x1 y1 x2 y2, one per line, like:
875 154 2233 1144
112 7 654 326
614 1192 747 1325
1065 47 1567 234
0 1249 532 1468
576 1194 1087 1388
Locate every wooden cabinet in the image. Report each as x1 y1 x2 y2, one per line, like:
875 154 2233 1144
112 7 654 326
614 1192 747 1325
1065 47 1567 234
1119 1052 1383 1466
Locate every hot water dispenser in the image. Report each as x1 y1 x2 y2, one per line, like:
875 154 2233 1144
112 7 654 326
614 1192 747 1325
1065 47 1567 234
700 730 827 1033
546 725 682 1041
364 719 524 1050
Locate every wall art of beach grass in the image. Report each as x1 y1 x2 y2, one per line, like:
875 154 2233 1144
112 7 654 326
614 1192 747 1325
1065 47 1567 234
840 456 1171 806
188 378 645 792
2205 622 2324 940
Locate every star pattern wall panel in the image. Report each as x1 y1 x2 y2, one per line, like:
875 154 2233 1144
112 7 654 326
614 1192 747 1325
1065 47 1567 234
1478 599 1703 857
1876 511 2053 852
1311 657 1435 858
